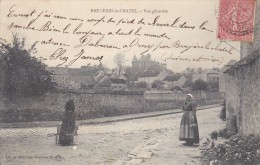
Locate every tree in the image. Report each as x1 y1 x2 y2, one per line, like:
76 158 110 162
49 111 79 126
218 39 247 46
113 53 125 76
182 80 193 88
170 86 182 91
192 79 208 91
136 81 148 89
0 36 56 98
124 67 138 84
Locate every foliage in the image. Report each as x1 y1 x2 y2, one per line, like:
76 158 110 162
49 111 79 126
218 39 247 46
113 53 125 76
170 86 182 91
217 128 230 139
81 62 108 75
124 67 137 83
80 83 95 90
151 80 164 88
182 80 193 88
201 134 260 165
136 81 148 89
95 77 111 87
192 79 208 91
0 36 56 98
208 81 219 91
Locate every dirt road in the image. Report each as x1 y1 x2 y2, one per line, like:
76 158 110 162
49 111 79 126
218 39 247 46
0 107 225 165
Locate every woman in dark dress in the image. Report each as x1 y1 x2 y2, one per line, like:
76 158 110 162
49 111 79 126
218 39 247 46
59 98 76 146
179 94 199 146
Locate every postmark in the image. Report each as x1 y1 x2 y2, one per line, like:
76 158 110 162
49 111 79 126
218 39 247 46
218 0 256 42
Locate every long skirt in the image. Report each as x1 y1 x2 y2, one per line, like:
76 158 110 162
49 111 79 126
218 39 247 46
59 113 75 146
59 129 74 146
179 111 199 144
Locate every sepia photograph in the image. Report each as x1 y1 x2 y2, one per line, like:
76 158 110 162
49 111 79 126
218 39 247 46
0 0 259 164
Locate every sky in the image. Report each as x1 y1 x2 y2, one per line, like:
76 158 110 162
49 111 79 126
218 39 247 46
0 0 241 72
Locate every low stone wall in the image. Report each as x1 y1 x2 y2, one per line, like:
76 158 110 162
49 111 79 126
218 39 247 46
0 90 223 122
144 90 223 101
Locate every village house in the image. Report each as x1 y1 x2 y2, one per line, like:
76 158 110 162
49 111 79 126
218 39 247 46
163 74 193 90
137 69 170 87
131 54 175 87
46 67 69 88
94 70 106 82
94 69 128 90
193 68 220 83
163 74 182 89
47 66 95 90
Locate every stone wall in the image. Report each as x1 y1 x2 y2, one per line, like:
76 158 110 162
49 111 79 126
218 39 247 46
0 90 223 122
225 55 260 135
236 58 260 135
0 92 148 122
225 73 240 134
144 90 222 101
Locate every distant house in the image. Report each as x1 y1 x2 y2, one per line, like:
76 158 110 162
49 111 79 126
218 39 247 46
68 68 95 88
110 72 127 80
137 70 160 85
163 74 182 89
93 70 129 90
193 68 219 83
46 67 69 87
46 67 95 89
110 78 127 91
95 75 111 88
137 69 170 87
94 70 106 82
163 74 193 90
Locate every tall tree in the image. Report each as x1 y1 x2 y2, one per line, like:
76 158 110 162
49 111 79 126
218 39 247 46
113 53 125 76
0 35 56 98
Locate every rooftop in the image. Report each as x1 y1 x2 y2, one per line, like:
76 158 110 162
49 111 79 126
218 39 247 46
225 50 260 74
139 70 160 78
163 74 182 82
110 78 127 84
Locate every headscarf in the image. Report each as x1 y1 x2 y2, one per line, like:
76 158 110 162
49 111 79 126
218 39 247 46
186 94 193 100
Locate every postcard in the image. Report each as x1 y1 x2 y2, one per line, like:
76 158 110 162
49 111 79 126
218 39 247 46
0 0 259 165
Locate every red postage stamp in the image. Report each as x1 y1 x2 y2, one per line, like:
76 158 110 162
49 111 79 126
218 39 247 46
218 0 256 42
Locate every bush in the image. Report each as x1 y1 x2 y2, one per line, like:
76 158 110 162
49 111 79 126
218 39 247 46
218 128 230 139
201 134 260 165
136 81 148 89
170 86 182 91
151 80 164 88
208 81 219 91
192 79 208 91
